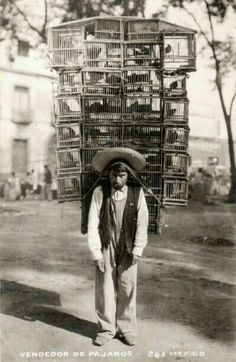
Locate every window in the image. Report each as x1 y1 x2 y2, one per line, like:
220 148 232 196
18 40 29 57
12 86 31 124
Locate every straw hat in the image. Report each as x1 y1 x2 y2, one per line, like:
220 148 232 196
92 147 146 173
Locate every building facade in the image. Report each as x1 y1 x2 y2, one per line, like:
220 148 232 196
0 40 56 184
188 103 230 172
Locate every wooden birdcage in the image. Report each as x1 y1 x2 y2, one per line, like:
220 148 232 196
123 96 161 117
80 148 104 171
163 73 187 97
163 127 189 151
56 95 82 117
82 70 122 96
127 20 160 40
81 124 123 148
56 123 81 148
83 97 122 116
163 153 188 176
163 98 189 125
122 125 161 148
137 149 162 172
57 175 81 201
163 178 188 206
49 16 196 229
123 69 161 95
56 148 82 175
84 41 122 68
163 33 196 71
49 28 83 69
58 71 82 95
123 42 161 68
140 172 162 191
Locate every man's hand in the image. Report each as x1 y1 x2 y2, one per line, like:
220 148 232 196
95 258 105 272
130 254 140 265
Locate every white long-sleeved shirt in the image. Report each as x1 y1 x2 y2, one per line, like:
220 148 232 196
87 185 149 260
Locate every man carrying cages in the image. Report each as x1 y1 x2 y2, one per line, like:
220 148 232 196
87 148 149 346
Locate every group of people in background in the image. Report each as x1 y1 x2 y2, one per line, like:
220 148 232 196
2 165 56 201
188 167 230 202
0 165 230 203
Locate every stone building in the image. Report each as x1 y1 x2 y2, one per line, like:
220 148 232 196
0 39 56 185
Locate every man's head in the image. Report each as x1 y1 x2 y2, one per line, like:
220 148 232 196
108 162 128 190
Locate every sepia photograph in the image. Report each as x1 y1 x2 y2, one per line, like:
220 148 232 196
0 1 236 361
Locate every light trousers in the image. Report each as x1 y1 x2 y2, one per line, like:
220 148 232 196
95 244 137 339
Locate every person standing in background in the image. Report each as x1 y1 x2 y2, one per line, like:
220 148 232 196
43 165 52 201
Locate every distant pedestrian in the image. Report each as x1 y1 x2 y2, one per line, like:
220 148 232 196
193 168 204 201
6 172 21 200
43 165 52 201
20 173 28 199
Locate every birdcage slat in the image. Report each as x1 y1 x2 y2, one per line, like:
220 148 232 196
55 115 82 124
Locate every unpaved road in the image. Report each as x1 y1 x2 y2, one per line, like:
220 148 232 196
0 200 236 362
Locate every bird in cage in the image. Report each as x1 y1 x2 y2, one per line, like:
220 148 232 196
169 80 178 90
165 44 172 54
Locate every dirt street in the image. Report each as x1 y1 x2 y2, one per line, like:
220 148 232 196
0 200 236 362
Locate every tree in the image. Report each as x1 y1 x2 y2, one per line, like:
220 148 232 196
0 0 148 45
0 0 49 44
63 0 147 21
167 0 236 202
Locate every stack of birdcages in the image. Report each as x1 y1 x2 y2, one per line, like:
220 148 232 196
49 17 196 233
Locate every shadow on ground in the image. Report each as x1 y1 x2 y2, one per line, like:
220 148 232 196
138 264 236 345
0 280 97 339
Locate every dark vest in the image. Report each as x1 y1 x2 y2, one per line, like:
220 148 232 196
98 183 141 254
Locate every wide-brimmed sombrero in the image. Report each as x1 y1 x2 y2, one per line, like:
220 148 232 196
92 147 146 173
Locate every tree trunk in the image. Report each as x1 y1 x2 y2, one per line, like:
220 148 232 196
225 117 236 202
215 81 236 203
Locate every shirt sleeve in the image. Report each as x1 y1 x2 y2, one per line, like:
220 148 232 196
87 186 103 260
132 188 149 257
